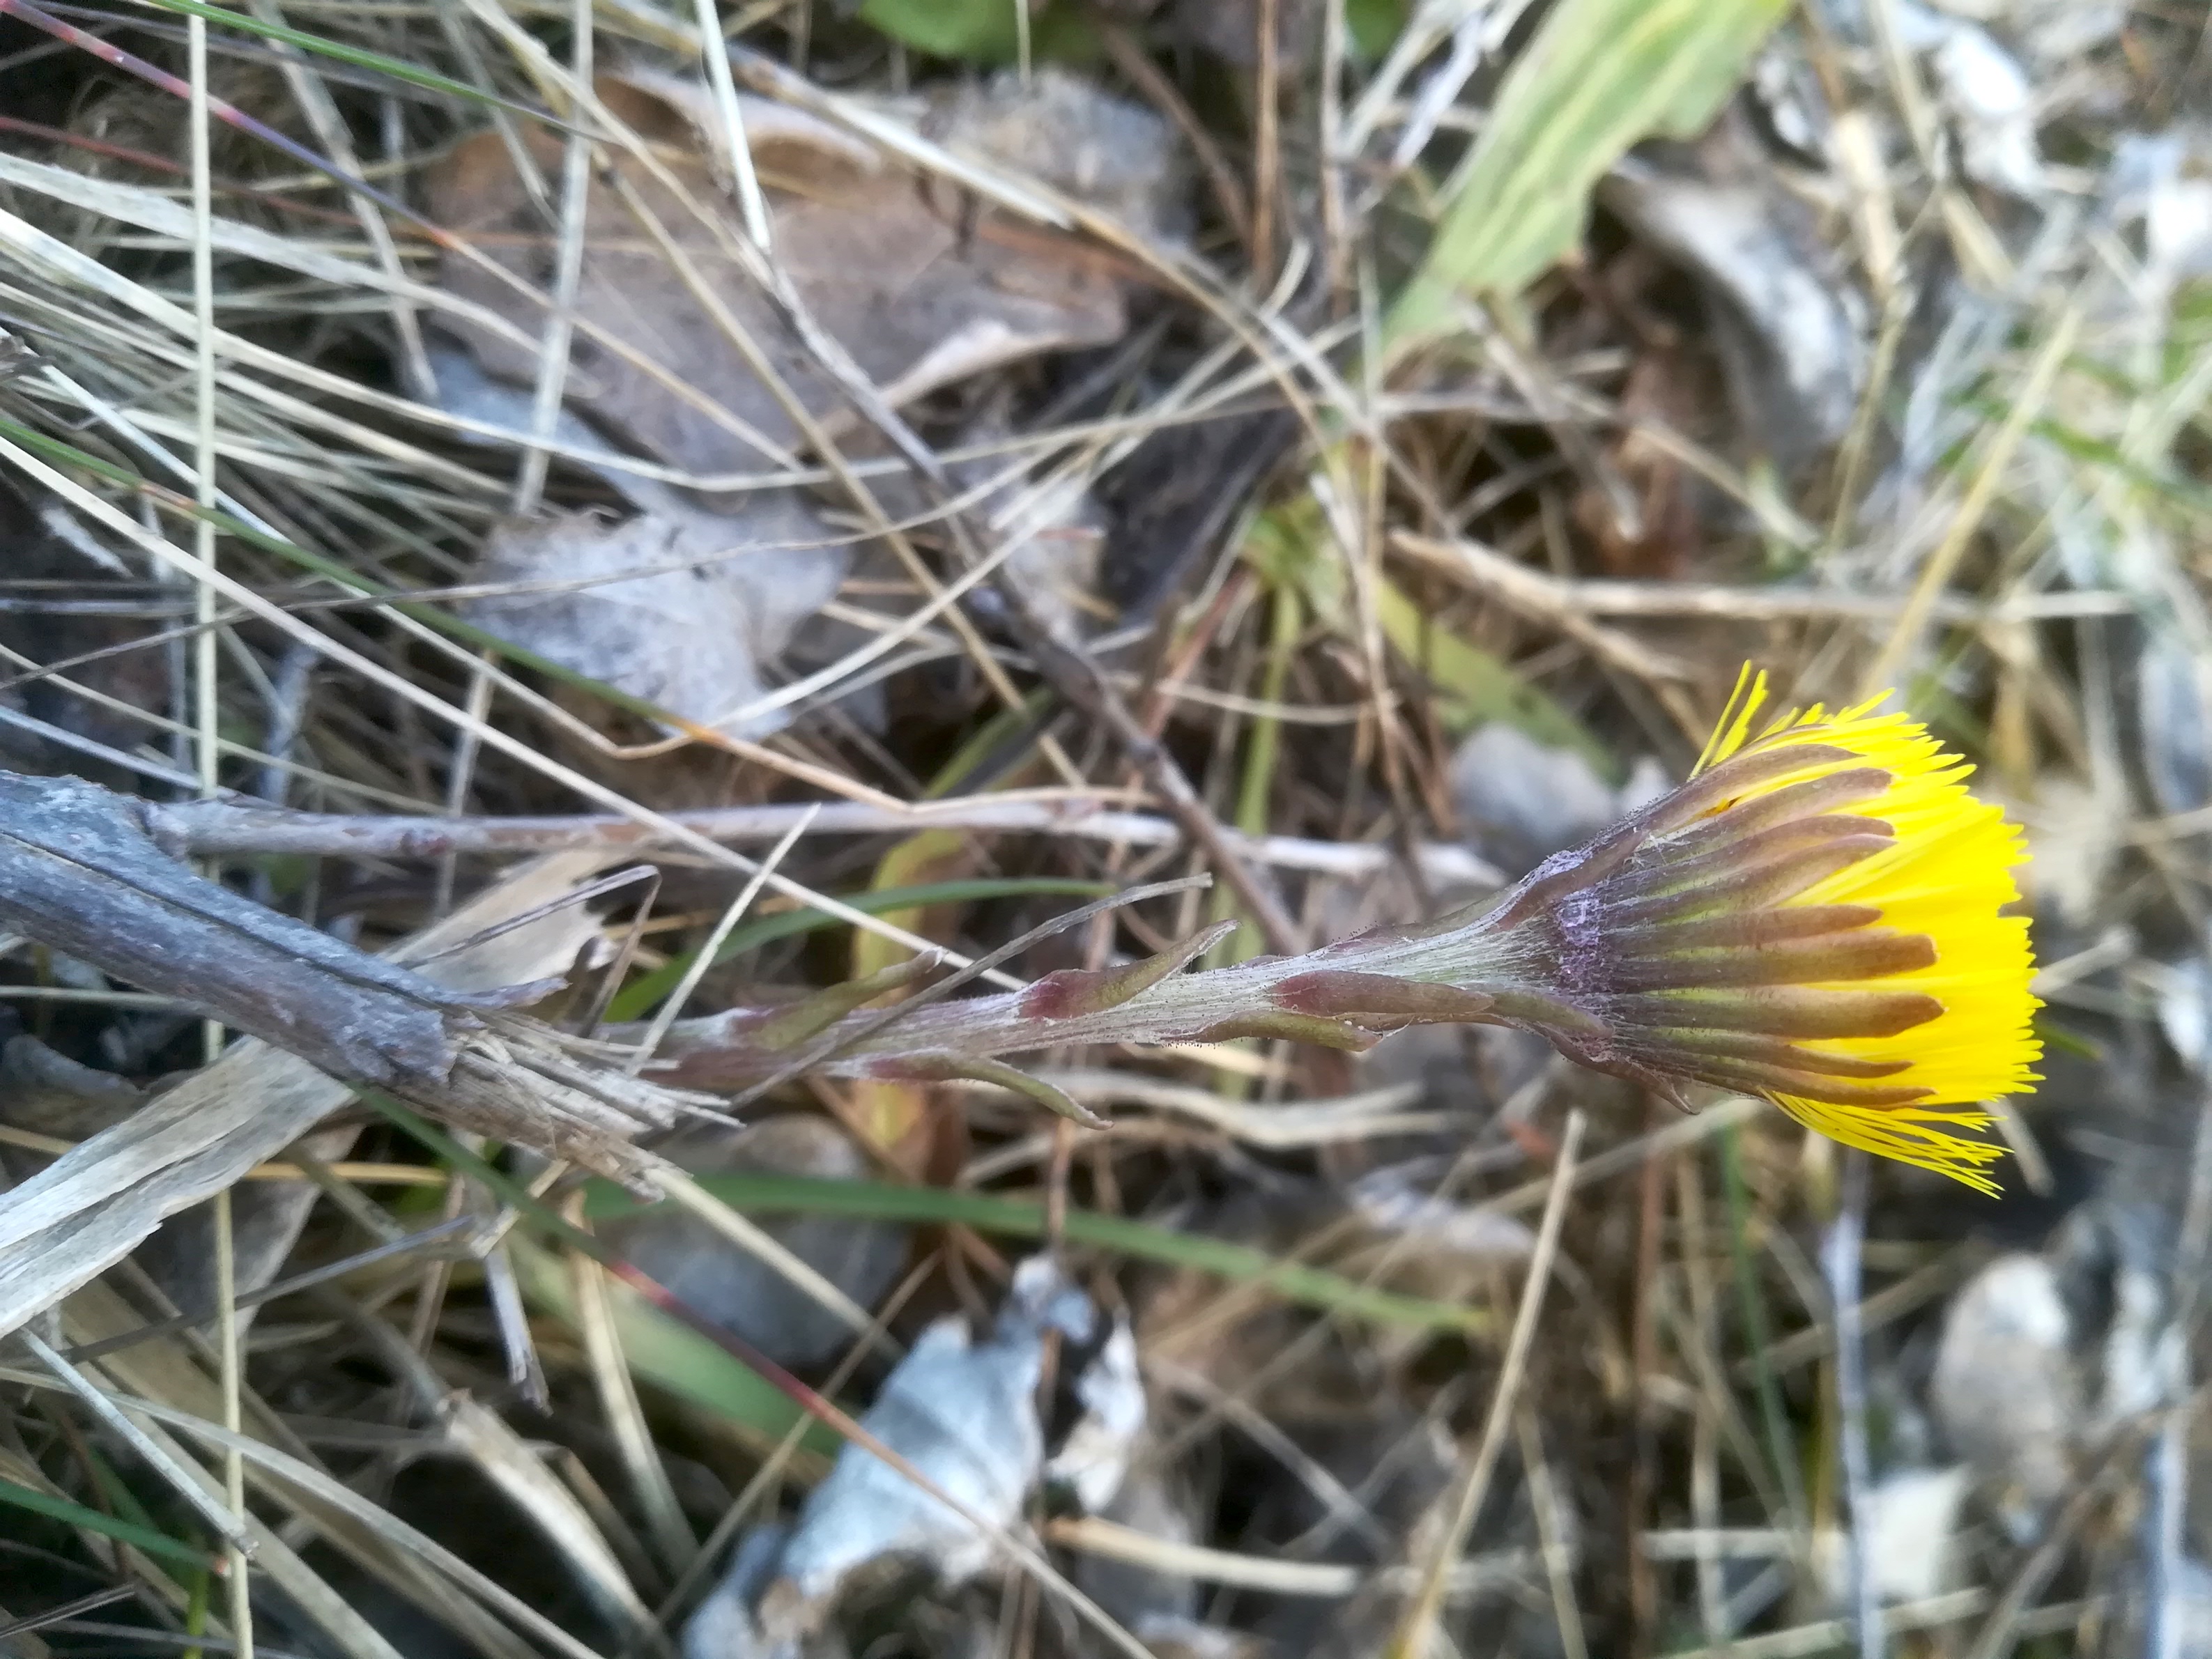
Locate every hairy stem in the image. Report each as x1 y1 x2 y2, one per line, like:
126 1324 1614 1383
647 906 1528 1095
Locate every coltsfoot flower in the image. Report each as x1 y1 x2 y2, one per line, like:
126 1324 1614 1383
1461 666 2041 1192
657 666 2041 1195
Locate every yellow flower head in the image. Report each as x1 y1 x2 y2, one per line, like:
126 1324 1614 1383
1687 667 2041 1188
1461 664 2041 1192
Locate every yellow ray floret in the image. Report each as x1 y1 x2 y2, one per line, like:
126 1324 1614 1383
1691 665 2042 1193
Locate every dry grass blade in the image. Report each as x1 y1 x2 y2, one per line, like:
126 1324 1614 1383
1858 304 2082 697
17 1327 257 1556
1387 1111 1585 1658
443 1396 672 1651
566 1235 698 1584
146 795 1505 885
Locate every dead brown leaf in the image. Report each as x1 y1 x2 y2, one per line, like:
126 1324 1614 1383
427 75 1148 484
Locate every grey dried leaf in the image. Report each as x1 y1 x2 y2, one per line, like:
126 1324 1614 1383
431 338 640 489
2052 1201 2187 1430
1749 35 1831 161
1449 723 1616 877
1047 1316 1146 1512
684 1527 830 1659
919 68 1188 245
2109 130 2212 316
689 1258 1103 1647
2095 1237 2181 1428
1346 1168 1537 1266
2137 631 2212 817
1604 146 1869 465
433 343 847 739
2167 1557 2212 1659
767 1258 1091 1621
2018 774 2119 930
1921 0 2127 63
1815 1465 1970 1607
2015 0 2127 61
1928 24 2045 199
1075 1466 1202 1641
2151 957 2212 1074
612 68 882 185
1448 722 1667 878
985 467 1108 647
2151 176 2212 293
468 502 843 740
1930 1253 2080 1541
602 1114 907 1368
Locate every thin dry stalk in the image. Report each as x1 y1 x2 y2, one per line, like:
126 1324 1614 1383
1388 1110 1586 1658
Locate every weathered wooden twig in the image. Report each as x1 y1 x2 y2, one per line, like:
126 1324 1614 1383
0 771 689 1180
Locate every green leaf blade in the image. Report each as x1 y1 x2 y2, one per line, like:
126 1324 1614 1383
1386 0 1792 348
589 1173 1490 1335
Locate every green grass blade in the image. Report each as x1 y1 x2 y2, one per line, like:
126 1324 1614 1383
507 1236 838 1454
590 1175 1491 1335
857 0 1096 62
1244 500 1609 765
1386 0 1791 349
0 1476 219 1570
369 1099 869 1465
128 0 554 116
